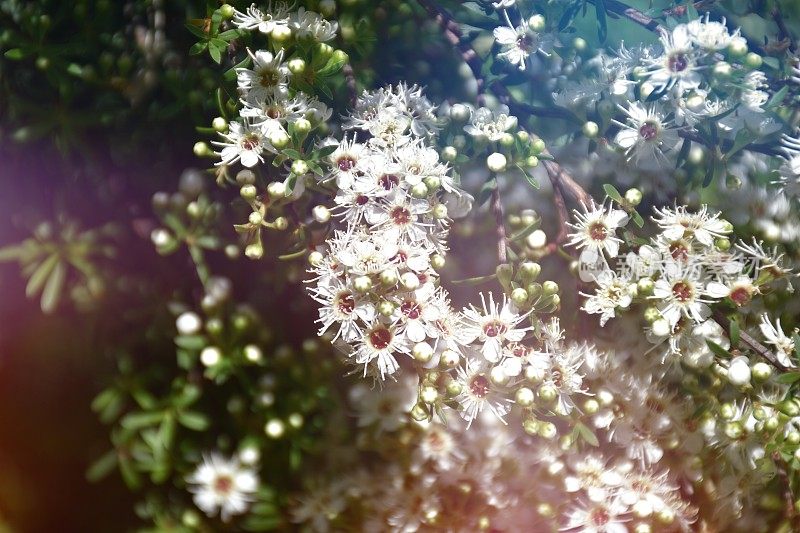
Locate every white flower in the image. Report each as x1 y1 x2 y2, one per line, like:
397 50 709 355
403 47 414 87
645 24 702 91
461 293 529 363
353 321 410 378
454 356 511 427
464 106 517 141
582 271 633 326
236 49 289 98
232 3 290 35
705 276 757 307
686 14 739 50
614 102 678 163
651 205 730 247
291 7 338 42
568 202 628 259
187 453 259 522
759 314 796 367
651 264 711 326
213 120 271 168
563 497 629 533
310 281 375 342
326 137 368 190
493 12 543 70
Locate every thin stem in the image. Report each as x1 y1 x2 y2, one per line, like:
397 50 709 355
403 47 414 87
491 181 508 264
772 5 796 52
712 310 789 372
188 244 210 290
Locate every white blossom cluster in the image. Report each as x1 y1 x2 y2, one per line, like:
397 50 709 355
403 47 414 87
213 3 335 169
573 202 795 370
291 369 700 532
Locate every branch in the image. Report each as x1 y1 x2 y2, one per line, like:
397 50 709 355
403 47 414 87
773 452 800 531
588 0 665 34
772 5 797 53
712 310 789 372
491 184 508 264
544 169 571 254
342 63 357 107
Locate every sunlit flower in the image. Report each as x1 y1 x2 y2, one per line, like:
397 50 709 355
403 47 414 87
187 453 259 522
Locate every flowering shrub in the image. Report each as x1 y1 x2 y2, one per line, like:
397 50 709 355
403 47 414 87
4 0 800 531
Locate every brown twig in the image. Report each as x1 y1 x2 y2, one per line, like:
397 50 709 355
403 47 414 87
588 0 665 34
772 6 797 53
491 185 508 264
342 63 357 108
773 452 800 530
712 310 789 372
544 170 571 254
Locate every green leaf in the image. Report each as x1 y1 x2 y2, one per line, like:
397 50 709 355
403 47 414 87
575 422 599 446
475 178 496 208
595 0 607 42
315 144 338 158
121 411 164 430
776 372 800 384
185 22 209 40
729 317 740 347
766 86 789 110
189 41 208 55
3 48 26 60
762 56 779 70
282 149 303 160
602 183 624 203
631 210 644 228
178 411 210 431
0 244 24 262
208 43 222 64
40 260 66 313
706 339 732 359
86 450 118 482
726 128 757 159
25 254 58 299
174 335 207 350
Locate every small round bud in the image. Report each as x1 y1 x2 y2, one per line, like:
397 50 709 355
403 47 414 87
293 118 312 135
445 379 463 397
308 251 324 266
176 312 202 335
523 417 540 435
269 129 290 149
499 133 515 147
624 188 642 206
744 52 762 69
515 387 534 407
583 398 600 414
530 138 546 155
724 421 743 440
438 350 458 369
219 4 235 19
526 229 547 249
182 510 201 528
637 277 654 295
432 203 448 219
212 116 228 132
378 300 395 317
413 342 434 363
240 184 258 200
520 262 541 280
236 170 256 186
267 181 286 199
486 152 507 173
193 141 212 157
517 130 530 143
244 344 263 363
490 366 508 386
538 384 557 403
245 242 263 259
441 146 458 162
656 506 675 525
410 402 429 421
379 269 398 286
713 61 732 77
271 25 292 41
423 176 441 191
715 237 731 251
273 217 288 231
264 419 285 438
539 421 557 439
151 228 173 248
528 14 545 31
410 182 429 198
431 254 446 270
400 272 420 290
312 205 331 223
525 364 545 383
420 385 438 404
572 37 587 51
288 58 306 74
727 356 751 386
449 103 471 122
200 346 222 367
353 275 373 293
542 280 559 296
582 121 599 138
526 155 539 168
751 362 772 382
726 173 743 190
727 39 748 57
651 318 671 337
248 211 264 225
779 400 800 417
319 0 336 16
291 159 309 175
511 287 528 306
